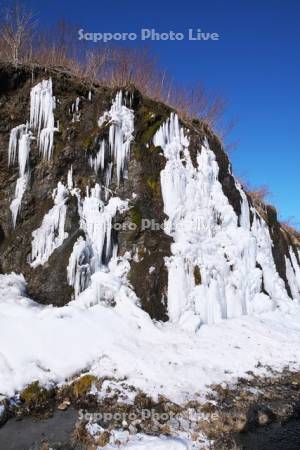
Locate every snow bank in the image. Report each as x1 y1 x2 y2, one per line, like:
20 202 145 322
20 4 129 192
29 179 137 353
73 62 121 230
1 271 300 401
105 434 190 449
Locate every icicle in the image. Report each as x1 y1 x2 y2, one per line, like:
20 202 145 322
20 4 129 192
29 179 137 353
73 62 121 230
94 91 134 187
30 79 57 159
30 182 69 267
289 248 300 293
8 124 26 166
236 182 250 230
285 247 300 300
89 140 106 174
154 113 283 328
9 125 31 227
251 210 289 301
67 166 73 190
71 97 81 122
67 236 91 298
67 184 128 296
80 186 127 270
10 174 29 228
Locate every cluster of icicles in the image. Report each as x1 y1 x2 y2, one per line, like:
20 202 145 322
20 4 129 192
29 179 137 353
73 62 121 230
7 79 300 325
89 91 134 190
153 113 300 328
30 167 128 299
7 79 57 226
27 87 134 301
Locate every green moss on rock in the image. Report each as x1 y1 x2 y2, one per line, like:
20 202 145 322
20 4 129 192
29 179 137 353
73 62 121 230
130 207 142 227
146 177 161 197
140 121 162 144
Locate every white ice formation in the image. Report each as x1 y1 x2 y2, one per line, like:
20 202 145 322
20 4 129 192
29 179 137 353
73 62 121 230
154 113 293 329
285 247 300 300
8 124 32 227
30 79 57 159
30 182 69 268
89 91 134 186
67 183 128 298
7 79 57 225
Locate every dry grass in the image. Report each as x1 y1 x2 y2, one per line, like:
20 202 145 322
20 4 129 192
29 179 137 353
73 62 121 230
0 3 225 128
247 186 270 209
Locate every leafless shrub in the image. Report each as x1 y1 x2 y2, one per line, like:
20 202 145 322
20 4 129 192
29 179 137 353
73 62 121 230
32 20 83 74
0 4 226 129
0 2 36 65
247 185 270 207
281 219 300 239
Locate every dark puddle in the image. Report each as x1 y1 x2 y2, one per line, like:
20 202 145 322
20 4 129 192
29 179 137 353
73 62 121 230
235 419 300 450
0 407 78 450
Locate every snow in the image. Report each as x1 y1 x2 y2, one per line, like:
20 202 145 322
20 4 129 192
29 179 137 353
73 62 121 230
104 434 190 449
1 271 300 402
2 91 300 425
153 113 291 328
30 79 57 159
85 425 194 449
30 182 69 267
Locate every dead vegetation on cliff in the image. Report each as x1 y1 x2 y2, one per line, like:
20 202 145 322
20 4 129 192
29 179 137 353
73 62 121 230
0 3 225 130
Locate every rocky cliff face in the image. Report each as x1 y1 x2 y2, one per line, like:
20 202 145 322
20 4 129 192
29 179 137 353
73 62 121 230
0 63 299 324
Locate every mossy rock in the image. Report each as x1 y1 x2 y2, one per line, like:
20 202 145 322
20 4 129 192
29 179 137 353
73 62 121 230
133 144 143 161
140 121 163 145
20 381 53 409
130 206 142 227
82 133 96 150
72 374 98 398
81 126 104 151
146 177 161 197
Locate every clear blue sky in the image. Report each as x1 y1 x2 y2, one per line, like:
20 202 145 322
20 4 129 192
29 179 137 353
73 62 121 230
30 0 300 224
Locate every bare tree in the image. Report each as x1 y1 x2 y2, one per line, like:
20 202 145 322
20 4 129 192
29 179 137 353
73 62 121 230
0 6 226 130
0 2 36 65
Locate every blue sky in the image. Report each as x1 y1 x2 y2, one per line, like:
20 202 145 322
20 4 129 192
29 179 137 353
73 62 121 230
30 0 300 224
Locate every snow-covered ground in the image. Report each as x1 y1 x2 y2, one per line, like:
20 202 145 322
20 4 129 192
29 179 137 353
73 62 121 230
101 433 193 449
2 82 300 417
1 271 300 402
